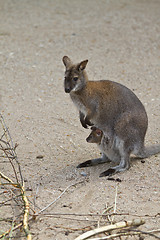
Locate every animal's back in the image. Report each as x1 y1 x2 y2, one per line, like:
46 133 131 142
84 80 148 133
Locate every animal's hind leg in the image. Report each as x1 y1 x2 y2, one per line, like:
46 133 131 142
99 152 130 177
99 140 131 177
100 117 144 177
77 153 110 168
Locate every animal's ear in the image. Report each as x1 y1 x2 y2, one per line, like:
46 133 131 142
62 56 72 69
91 126 97 131
77 60 88 71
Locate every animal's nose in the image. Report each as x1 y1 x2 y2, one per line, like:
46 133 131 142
65 88 71 93
86 137 90 142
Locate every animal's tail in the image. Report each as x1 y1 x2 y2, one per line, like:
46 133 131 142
136 144 160 159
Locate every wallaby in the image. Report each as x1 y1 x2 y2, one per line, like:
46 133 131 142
81 127 110 169
62 56 159 176
86 126 103 144
84 126 123 174
85 126 160 176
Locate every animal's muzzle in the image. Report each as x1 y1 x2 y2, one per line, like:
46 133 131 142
86 136 90 142
65 88 71 93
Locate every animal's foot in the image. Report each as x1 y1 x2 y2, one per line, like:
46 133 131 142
77 157 107 168
99 168 116 177
81 120 89 129
77 160 92 168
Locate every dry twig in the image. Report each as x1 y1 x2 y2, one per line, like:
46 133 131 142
74 219 145 240
0 113 31 240
36 180 85 215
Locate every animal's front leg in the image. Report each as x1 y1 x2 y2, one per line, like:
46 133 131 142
84 115 94 126
79 111 88 128
77 153 110 168
79 111 94 128
84 109 94 126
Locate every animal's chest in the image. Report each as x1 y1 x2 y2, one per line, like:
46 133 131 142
99 137 110 152
99 135 120 162
70 94 87 115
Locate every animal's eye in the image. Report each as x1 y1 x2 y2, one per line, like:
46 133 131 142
73 77 78 82
96 130 102 136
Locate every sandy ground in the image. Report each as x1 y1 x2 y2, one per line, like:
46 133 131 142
0 0 160 239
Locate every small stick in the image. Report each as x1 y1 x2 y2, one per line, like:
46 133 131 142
21 183 32 240
0 172 31 239
97 205 113 228
0 114 23 184
0 222 22 239
74 219 145 240
83 232 142 239
0 194 22 206
0 172 20 188
37 180 84 215
33 183 39 211
111 184 118 223
131 228 160 239
0 114 30 239
34 212 159 218
0 143 19 184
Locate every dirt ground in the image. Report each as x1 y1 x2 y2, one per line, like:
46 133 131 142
0 0 160 239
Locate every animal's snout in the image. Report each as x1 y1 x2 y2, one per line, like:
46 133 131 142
65 87 71 93
86 136 91 142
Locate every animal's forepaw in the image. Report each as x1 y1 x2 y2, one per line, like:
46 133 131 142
81 122 89 129
85 116 94 126
99 168 116 177
77 160 92 168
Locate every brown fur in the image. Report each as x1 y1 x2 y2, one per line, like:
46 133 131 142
86 127 103 144
62 56 151 176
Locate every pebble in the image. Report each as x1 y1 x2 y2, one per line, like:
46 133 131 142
141 160 145 163
80 171 87 177
36 155 44 159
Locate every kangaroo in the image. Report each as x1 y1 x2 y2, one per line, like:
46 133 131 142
62 56 158 176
